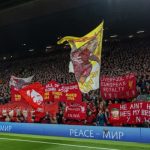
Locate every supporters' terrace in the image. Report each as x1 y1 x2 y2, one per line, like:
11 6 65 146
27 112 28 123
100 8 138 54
0 0 149 127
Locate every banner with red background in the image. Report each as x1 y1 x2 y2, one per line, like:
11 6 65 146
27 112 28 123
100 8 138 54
0 101 33 119
11 88 22 102
44 102 58 116
0 101 58 122
44 80 61 101
64 102 87 120
58 82 82 102
100 73 137 100
44 81 82 103
19 82 44 109
109 102 150 125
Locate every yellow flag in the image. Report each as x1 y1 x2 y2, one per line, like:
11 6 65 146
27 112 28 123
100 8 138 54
58 21 104 93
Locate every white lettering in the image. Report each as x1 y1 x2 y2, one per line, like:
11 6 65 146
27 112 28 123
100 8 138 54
0 125 12 132
103 131 124 140
69 129 94 138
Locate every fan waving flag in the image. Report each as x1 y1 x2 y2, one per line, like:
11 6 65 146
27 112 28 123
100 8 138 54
57 21 103 93
19 82 44 109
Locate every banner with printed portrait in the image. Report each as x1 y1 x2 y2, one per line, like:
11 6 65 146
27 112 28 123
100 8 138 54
109 102 150 125
58 22 104 93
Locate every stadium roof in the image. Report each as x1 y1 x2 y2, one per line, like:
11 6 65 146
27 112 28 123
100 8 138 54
0 0 150 55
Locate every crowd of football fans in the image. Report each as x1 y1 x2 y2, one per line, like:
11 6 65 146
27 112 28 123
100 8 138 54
0 38 150 126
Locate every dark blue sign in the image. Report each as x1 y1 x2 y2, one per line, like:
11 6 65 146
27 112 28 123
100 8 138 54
0 122 149 143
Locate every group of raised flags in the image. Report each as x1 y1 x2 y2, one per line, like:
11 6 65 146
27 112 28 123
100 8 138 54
7 21 139 123
9 21 104 110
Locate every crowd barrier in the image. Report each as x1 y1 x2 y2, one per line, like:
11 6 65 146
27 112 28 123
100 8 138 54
0 122 150 143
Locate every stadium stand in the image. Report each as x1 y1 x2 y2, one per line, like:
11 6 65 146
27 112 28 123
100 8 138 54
0 37 149 126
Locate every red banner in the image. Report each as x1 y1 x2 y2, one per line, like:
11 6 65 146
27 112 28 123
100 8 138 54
100 73 137 100
19 82 44 109
0 101 33 117
64 102 87 120
0 101 58 120
109 102 150 125
44 81 60 101
11 87 22 102
0 102 59 123
58 83 82 103
44 102 58 116
44 81 82 103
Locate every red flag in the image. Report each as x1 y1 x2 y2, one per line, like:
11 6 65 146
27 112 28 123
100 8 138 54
44 102 58 116
11 87 22 102
19 82 44 109
34 108 45 122
10 75 34 102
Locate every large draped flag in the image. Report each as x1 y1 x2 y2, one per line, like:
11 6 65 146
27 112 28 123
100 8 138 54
57 21 103 93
